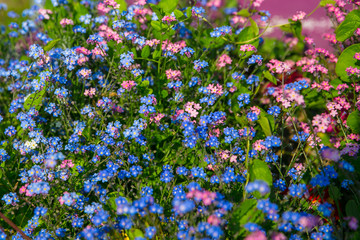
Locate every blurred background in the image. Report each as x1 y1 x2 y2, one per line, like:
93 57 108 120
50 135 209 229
0 0 332 48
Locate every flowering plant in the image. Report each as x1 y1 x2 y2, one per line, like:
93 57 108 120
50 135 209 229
0 0 360 239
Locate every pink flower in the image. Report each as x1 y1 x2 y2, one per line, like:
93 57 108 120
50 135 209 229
292 11 306 21
166 69 182 80
298 216 318 229
216 54 232 68
59 196 65 205
121 81 137 91
266 59 292 74
271 232 287 240
104 0 120 9
60 18 74 27
19 185 27 194
97 2 111 14
207 215 221 226
240 44 257 52
225 154 235 163
253 0 264 7
162 15 176 23
245 231 266 240
38 9 52 20
206 0 222 8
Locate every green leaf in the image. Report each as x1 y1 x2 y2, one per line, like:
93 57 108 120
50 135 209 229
329 185 342 201
186 7 192 19
114 0 127 12
174 9 186 21
249 18 259 36
74 1 89 14
237 26 256 43
258 112 272 136
43 39 60 52
279 20 303 40
347 110 360 134
336 43 360 82
24 89 47 111
263 71 277 85
149 4 164 18
140 80 150 87
108 192 124 211
131 47 137 58
127 228 144 240
141 45 151 58
229 199 264 237
157 0 178 14
319 0 336 6
346 200 360 219
161 90 169 98
250 159 272 187
335 10 360 42
151 21 162 31
237 9 250 17
153 49 161 59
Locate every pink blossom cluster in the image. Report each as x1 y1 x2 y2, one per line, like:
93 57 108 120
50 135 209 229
206 0 222 9
327 4 345 22
162 15 176 23
60 18 74 27
186 189 217 206
266 59 293 74
327 97 351 117
78 68 92 79
149 113 165 125
60 159 74 169
322 33 337 45
311 81 333 91
184 102 201 118
103 0 120 9
216 54 232 68
354 52 360 60
145 39 160 47
38 8 52 20
312 113 331 133
271 88 305 108
84 88 96 98
162 40 186 54
121 80 137 91
166 69 182 80
252 0 264 8
231 15 247 25
292 11 306 21
76 47 91 65
206 83 224 96
98 24 122 43
336 83 349 94
97 2 111 15
253 140 268 151
239 44 257 52
346 66 360 76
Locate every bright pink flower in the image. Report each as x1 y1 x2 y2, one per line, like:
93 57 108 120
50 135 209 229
60 18 74 27
121 81 137 91
292 11 306 21
245 231 266 240
38 9 52 20
207 215 221 226
162 15 176 23
104 0 120 9
271 232 287 240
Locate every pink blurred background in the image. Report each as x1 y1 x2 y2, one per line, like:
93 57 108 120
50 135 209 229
260 0 332 48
